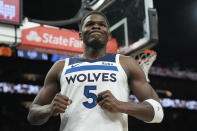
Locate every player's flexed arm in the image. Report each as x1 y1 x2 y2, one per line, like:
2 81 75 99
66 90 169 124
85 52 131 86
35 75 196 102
27 60 72 125
97 55 164 123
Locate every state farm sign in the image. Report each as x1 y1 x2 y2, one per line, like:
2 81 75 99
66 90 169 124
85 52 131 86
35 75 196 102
18 26 118 56
25 30 83 49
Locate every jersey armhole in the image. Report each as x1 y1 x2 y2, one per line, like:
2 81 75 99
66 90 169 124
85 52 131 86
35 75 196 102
60 58 70 85
116 54 128 81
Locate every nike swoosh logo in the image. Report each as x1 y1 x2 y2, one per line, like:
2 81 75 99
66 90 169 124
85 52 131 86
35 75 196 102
71 63 80 68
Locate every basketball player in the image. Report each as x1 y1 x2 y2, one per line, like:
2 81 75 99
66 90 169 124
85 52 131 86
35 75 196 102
27 11 164 131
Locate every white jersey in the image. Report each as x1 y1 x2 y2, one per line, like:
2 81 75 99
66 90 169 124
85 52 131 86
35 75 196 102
60 53 129 131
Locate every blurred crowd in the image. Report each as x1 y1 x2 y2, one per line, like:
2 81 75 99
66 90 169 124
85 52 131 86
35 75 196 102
149 66 197 81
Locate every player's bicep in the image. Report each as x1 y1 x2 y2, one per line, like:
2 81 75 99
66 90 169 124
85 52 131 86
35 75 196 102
131 79 159 102
32 82 59 106
128 58 159 102
32 61 64 106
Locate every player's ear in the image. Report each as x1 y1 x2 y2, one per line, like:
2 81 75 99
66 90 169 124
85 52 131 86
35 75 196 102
79 32 82 40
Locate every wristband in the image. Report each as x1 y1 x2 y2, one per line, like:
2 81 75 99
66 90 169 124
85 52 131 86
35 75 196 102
145 99 164 123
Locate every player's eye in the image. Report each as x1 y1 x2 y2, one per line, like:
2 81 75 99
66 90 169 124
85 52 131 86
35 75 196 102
100 23 106 27
86 22 94 26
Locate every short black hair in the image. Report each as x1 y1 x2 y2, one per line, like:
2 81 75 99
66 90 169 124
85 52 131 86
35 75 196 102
79 11 110 32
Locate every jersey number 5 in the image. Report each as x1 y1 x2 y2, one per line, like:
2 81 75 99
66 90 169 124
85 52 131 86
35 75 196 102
83 86 97 109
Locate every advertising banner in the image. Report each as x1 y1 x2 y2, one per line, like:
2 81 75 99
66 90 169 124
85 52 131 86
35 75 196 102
0 0 22 25
18 26 118 56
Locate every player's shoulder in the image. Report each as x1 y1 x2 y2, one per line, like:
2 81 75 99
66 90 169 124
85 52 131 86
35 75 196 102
51 58 69 73
53 59 66 68
119 54 137 64
118 54 140 76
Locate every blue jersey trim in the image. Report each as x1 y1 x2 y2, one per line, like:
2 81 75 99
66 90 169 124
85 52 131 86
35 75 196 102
65 65 118 74
68 53 116 65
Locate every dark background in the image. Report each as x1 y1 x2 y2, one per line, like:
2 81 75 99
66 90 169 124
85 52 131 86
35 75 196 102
1 0 197 131
154 0 197 70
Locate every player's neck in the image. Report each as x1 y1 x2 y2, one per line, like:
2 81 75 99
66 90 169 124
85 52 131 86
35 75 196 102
82 47 106 60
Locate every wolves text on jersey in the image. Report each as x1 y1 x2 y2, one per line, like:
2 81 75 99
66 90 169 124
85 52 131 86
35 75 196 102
65 73 117 84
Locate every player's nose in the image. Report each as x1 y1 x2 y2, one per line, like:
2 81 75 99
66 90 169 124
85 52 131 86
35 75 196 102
92 23 101 29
